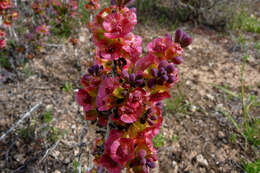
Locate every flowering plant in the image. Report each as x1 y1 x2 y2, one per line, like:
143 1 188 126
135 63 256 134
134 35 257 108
0 0 100 83
76 0 192 172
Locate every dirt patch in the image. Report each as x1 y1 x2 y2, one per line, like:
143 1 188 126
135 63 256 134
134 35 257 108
0 24 259 172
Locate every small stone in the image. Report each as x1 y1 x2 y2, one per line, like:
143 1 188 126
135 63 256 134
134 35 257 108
218 131 225 138
52 170 61 173
52 150 60 157
64 157 70 164
189 105 197 112
0 161 5 167
196 154 208 167
186 80 192 86
172 161 177 167
46 104 53 111
206 94 214 101
14 154 25 163
247 55 255 63
79 36 85 42
216 104 224 110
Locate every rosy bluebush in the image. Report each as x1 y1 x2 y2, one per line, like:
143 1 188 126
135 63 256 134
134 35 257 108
76 0 192 172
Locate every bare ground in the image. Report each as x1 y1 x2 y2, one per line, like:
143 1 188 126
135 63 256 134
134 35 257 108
0 24 259 173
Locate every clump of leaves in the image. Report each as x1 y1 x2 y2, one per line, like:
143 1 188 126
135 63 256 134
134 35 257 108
63 81 73 93
243 159 260 173
152 133 164 148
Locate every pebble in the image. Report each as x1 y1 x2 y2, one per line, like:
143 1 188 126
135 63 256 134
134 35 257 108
46 104 53 111
206 94 214 101
14 154 25 163
79 36 86 42
172 160 177 167
196 154 209 167
189 105 197 112
218 131 225 138
52 170 61 173
64 157 70 164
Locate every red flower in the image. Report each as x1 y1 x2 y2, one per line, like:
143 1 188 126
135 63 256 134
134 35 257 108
35 25 49 35
76 89 95 112
102 7 137 39
149 91 170 102
118 103 142 123
104 130 135 165
0 0 12 10
122 33 142 62
0 39 6 49
135 54 159 73
96 42 123 60
96 77 119 111
116 88 145 123
99 154 122 173
147 34 172 54
0 30 6 37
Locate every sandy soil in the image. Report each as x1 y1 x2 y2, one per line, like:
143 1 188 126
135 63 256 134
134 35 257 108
0 24 259 173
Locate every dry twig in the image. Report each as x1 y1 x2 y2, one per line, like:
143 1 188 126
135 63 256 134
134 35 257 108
0 102 41 141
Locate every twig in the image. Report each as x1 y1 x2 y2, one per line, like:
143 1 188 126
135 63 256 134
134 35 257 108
44 43 63 48
77 122 88 173
0 102 41 141
38 139 60 164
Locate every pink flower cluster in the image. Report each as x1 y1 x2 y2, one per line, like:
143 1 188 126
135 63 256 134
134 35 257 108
76 0 192 172
0 0 18 49
0 29 6 49
0 0 18 26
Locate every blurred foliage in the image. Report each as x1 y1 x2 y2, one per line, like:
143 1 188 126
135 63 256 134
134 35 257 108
230 10 260 34
243 159 260 173
134 0 259 32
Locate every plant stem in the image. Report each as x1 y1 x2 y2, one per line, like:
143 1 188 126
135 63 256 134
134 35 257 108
241 54 248 150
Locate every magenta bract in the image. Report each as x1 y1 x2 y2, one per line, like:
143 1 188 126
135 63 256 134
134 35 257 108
76 2 192 172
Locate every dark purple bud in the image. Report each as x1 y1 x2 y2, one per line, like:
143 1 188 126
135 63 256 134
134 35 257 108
173 56 183 65
148 119 154 126
158 60 169 69
175 29 184 43
97 167 103 173
146 108 152 115
129 73 136 82
88 66 95 74
93 64 100 74
147 161 156 168
150 115 158 121
122 70 129 79
136 73 143 80
157 78 164 85
156 102 163 109
140 158 146 165
167 75 176 84
99 65 104 70
148 79 156 88
161 74 169 81
151 68 158 77
166 64 175 73
142 166 148 173
136 79 144 86
158 67 167 76
138 149 147 158
181 37 192 48
83 74 91 81
110 0 116 5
